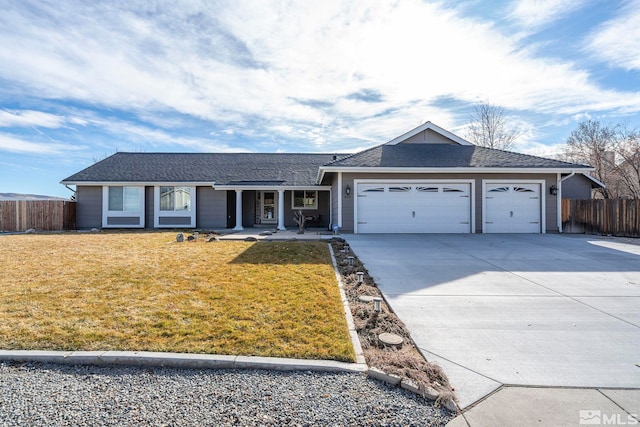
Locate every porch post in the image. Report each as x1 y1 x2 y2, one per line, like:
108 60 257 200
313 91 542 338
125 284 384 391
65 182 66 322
233 189 244 231
277 189 286 230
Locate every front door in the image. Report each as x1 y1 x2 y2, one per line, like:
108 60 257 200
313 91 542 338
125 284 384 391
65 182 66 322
260 191 278 224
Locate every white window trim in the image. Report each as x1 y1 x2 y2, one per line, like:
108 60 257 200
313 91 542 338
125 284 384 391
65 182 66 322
154 186 196 228
353 179 475 234
102 185 145 228
291 190 318 210
481 179 546 234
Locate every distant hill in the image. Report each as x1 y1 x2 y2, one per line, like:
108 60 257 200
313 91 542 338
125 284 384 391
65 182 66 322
0 193 70 201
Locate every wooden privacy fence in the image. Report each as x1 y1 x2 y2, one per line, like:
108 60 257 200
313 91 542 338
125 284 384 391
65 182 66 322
0 200 76 232
562 199 640 237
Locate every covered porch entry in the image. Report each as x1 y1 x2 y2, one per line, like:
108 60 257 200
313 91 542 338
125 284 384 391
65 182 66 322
217 186 332 230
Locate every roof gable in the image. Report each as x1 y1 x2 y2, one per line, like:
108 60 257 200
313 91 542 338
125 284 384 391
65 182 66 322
386 121 472 146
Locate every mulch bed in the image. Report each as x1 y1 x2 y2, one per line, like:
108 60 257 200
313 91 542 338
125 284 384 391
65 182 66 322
329 238 457 408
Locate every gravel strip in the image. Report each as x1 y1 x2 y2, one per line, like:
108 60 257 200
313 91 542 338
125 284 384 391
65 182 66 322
0 362 451 426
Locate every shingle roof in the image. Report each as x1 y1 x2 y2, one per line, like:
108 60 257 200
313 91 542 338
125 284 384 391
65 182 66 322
324 144 590 169
62 152 346 186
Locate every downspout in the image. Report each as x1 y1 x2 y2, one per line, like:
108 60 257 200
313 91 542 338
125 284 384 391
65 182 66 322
557 172 575 233
328 188 333 231
63 184 76 200
337 172 343 229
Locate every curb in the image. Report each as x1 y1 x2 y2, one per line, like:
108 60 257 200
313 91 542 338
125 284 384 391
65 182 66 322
0 350 367 373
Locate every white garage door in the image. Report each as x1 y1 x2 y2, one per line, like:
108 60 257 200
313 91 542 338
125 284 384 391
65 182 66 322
356 182 471 233
484 183 541 233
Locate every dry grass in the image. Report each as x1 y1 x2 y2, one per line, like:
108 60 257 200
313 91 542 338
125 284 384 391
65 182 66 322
0 232 355 362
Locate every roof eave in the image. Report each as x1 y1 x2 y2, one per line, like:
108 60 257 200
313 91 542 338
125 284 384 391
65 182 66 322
318 166 595 173
60 181 217 186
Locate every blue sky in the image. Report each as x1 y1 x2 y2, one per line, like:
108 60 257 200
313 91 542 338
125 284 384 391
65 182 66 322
1 0 639 198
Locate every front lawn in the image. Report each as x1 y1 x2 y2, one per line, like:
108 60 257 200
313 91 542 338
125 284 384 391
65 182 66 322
0 233 355 362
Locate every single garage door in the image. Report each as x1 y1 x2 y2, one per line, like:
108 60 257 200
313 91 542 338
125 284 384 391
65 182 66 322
356 182 471 233
484 183 541 233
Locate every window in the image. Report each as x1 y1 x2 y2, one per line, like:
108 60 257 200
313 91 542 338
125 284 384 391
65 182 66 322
108 186 139 211
292 190 317 209
160 186 191 211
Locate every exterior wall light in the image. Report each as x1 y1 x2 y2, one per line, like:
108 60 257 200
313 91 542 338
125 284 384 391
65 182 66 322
550 185 558 196
345 185 351 196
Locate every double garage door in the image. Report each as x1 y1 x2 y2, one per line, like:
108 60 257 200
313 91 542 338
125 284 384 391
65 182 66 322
355 181 542 234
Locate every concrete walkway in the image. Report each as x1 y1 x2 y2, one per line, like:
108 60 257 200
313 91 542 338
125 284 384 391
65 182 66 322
215 228 336 241
344 234 640 426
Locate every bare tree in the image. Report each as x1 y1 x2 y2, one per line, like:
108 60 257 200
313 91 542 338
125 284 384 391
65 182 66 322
612 126 640 199
465 102 520 150
563 120 617 199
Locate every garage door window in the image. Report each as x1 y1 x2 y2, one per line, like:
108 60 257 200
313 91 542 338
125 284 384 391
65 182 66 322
416 186 438 192
489 187 509 193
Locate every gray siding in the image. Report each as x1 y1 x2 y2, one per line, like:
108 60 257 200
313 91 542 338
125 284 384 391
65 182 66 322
338 172 560 233
562 175 593 199
76 186 102 229
197 187 227 228
242 191 255 228
145 186 154 229
403 129 458 144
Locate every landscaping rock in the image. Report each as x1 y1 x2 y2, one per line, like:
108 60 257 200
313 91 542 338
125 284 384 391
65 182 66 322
244 237 258 242
176 233 184 242
187 235 195 241
358 295 375 303
0 363 453 425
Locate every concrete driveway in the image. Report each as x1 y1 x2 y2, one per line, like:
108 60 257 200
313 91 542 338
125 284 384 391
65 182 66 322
344 234 640 409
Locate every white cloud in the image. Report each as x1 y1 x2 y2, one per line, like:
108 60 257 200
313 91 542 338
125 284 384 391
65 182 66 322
0 110 66 128
509 0 588 29
586 1 640 71
0 0 638 150
0 133 81 155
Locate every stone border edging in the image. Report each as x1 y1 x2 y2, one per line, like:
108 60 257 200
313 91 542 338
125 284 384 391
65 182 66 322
328 244 367 366
328 241 458 413
0 350 367 373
